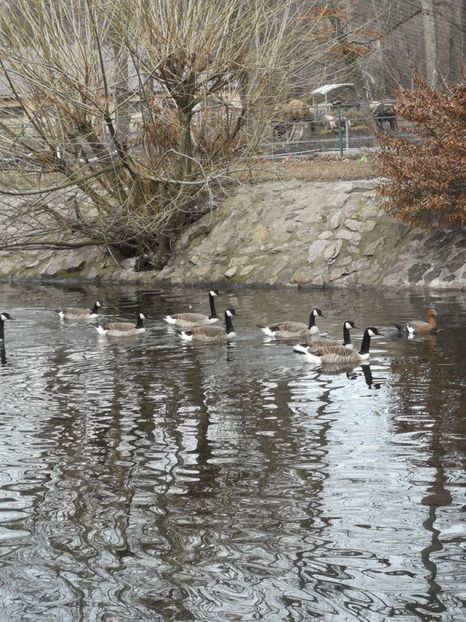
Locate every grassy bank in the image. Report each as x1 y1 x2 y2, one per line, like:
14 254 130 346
247 154 375 183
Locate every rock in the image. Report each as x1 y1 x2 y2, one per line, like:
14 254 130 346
364 239 384 256
121 257 137 270
224 266 238 278
324 240 342 263
337 228 361 242
318 230 333 240
346 180 378 193
44 250 88 276
328 211 342 229
346 218 376 233
239 265 255 276
307 239 327 264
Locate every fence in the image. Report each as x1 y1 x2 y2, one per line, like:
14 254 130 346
262 105 405 158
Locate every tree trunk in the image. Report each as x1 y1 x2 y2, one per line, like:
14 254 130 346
421 0 439 87
178 109 193 177
447 1 464 83
113 43 130 149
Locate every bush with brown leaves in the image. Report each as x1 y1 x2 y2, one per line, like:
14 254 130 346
376 79 466 230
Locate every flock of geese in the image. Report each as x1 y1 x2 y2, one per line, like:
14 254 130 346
0 289 438 368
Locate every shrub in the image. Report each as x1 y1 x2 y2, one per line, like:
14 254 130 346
376 78 466 229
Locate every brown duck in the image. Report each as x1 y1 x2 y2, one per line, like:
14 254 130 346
392 308 438 335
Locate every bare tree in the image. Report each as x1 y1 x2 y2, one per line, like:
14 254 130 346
0 0 334 268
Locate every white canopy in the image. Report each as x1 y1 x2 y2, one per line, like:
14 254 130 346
311 83 354 96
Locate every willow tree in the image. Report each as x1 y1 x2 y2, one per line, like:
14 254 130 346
0 0 332 268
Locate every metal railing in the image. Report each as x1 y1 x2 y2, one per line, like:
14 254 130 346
262 106 406 158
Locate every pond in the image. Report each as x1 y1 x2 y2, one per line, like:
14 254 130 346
0 282 465 621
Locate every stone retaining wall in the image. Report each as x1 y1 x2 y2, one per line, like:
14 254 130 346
1 179 464 289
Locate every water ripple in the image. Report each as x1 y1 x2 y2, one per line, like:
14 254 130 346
0 284 464 620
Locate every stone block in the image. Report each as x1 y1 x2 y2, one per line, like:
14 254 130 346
324 240 342 263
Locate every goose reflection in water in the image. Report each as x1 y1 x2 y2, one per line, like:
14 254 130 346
360 363 382 389
0 343 6 365
316 361 382 389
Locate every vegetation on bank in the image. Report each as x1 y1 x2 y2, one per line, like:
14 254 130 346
0 0 339 268
376 79 466 229
245 155 375 184
0 1 463 272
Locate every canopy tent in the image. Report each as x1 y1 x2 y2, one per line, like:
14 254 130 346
311 83 355 114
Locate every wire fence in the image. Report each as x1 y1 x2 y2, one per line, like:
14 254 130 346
260 104 412 158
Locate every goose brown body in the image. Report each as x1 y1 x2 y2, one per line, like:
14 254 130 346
296 327 380 365
302 321 356 349
306 344 362 365
96 312 146 336
164 290 219 328
259 308 324 339
180 309 236 343
267 321 310 339
57 301 102 320
166 312 216 329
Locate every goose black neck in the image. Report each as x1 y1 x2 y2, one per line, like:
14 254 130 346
307 313 316 329
0 320 4 341
91 303 100 314
342 324 352 345
136 315 144 328
224 312 234 334
209 293 218 319
0 343 6 365
359 330 371 355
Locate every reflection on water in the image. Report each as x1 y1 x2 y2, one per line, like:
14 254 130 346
0 282 465 621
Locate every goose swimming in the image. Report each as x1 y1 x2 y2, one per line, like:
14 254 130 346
179 308 237 343
295 327 380 366
164 290 220 328
258 308 324 339
57 301 102 320
96 312 147 336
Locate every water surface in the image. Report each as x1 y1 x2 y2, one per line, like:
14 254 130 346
0 282 465 621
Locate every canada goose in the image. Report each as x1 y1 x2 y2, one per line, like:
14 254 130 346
96 312 147 336
391 308 437 335
294 320 356 353
180 308 237 343
295 327 380 366
0 312 13 341
258 308 324 339
57 301 102 320
164 290 220 328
